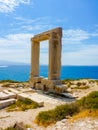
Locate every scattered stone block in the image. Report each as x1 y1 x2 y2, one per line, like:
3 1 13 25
17 93 44 107
55 85 66 94
0 92 10 100
3 90 16 98
7 88 21 94
0 98 15 109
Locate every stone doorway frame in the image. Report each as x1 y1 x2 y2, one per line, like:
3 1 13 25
30 27 62 82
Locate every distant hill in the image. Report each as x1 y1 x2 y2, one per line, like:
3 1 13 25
0 60 29 66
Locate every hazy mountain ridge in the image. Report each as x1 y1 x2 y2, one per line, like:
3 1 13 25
0 60 29 66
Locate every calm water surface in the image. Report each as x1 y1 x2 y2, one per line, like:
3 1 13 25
0 65 98 81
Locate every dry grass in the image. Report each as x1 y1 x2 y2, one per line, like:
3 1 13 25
70 109 98 122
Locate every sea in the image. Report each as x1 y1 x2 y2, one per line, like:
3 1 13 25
0 65 98 81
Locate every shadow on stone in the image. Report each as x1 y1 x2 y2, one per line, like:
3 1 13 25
14 122 26 130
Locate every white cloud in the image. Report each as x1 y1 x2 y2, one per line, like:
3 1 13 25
63 29 89 44
0 33 33 63
9 16 54 34
14 16 34 24
0 33 49 64
0 0 31 13
63 29 98 45
0 33 33 46
37 44 98 65
91 33 98 37
62 29 98 65
0 28 98 65
62 44 98 65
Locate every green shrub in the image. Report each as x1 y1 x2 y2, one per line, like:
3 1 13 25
35 103 79 126
54 103 79 120
87 91 98 98
62 79 74 84
76 91 98 109
77 82 82 86
74 85 89 89
36 110 55 126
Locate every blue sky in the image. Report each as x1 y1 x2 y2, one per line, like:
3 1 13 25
0 0 98 65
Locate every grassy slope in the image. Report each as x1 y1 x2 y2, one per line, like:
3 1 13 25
35 91 98 126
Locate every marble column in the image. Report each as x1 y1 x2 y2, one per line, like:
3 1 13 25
48 33 62 80
30 39 40 78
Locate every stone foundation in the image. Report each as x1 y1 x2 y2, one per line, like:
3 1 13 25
30 77 66 94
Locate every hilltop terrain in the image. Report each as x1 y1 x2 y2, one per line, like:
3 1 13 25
0 79 98 130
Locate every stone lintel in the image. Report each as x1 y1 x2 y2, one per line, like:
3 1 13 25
31 27 62 42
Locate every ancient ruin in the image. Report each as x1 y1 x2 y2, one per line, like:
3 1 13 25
30 27 66 94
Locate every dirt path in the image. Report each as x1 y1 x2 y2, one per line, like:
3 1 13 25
0 103 55 129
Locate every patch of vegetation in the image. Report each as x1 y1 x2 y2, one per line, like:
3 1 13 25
66 82 72 88
0 79 22 83
95 80 98 85
76 82 87 86
62 79 75 84
88 79 95 83
35 91 98 126
74 85 89 89
15 83 25 88
4 127 16 130
25 124 32 128
71 109 98 122
76 91 98 110
35 103 79 126
8 90 12 92
1 83 12 87
77 78 90 80
76 82 82 86
7 98 39 111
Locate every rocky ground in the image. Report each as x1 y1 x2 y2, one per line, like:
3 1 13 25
47 118 98 130
0 79 98 130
